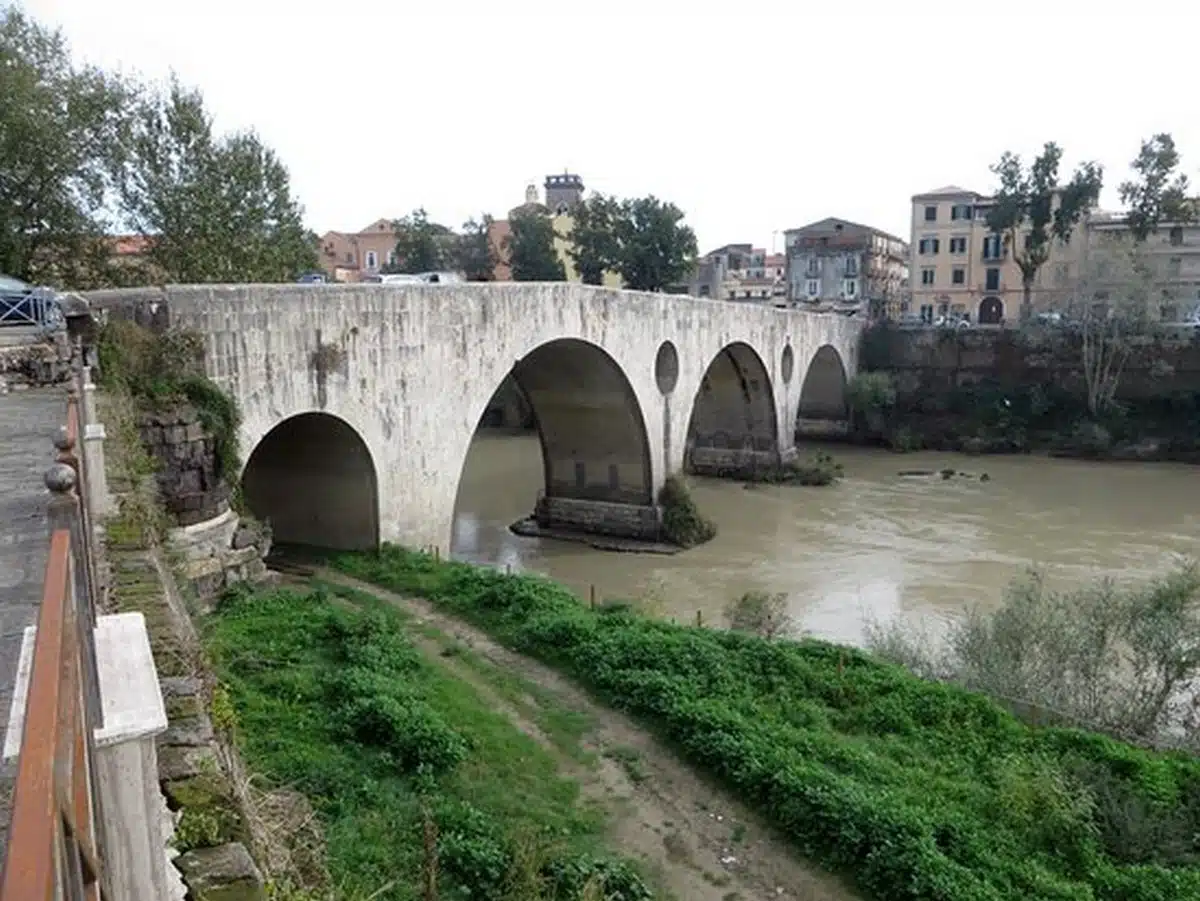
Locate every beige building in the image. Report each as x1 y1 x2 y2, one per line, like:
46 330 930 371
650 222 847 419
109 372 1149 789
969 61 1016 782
908 186 1084 324
1084 213 1200 322
316 219 397 282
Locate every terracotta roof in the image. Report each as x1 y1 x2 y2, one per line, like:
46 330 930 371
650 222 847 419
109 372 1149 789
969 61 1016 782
109 235 152 256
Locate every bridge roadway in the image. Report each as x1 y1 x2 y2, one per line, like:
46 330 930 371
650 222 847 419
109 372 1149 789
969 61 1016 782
0 388 62 857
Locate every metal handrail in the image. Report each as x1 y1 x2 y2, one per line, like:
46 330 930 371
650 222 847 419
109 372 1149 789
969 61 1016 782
0 288 63 331
0 379 107 901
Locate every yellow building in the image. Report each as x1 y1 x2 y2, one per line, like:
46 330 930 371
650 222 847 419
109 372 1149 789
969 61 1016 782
489 176 621 287
908 186 1082 324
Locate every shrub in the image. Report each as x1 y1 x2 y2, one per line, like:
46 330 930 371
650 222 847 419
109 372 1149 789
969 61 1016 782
847 371 897 414
725 591 794 640
657 475 716 548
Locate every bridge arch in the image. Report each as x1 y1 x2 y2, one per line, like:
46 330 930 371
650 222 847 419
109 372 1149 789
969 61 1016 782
685 342 778 474
241 411 379 551
798 344 849 421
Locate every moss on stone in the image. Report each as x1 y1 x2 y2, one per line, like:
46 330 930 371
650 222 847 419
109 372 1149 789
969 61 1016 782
165 772 246 848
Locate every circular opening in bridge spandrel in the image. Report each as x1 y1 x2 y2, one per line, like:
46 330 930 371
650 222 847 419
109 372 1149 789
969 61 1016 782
654 341 679 395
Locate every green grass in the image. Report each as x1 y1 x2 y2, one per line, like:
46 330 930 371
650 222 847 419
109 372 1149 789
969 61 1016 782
202 584 653 900
334 545 1200 901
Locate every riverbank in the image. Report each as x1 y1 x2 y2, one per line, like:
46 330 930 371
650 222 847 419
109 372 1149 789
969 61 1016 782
203 582 659 900
332 544 1200 901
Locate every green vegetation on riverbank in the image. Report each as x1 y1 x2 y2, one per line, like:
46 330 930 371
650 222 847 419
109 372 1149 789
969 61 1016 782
203 585 652 900
742 451 845 486
335 545 1200 901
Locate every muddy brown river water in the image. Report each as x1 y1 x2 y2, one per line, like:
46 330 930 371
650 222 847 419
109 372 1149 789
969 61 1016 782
450 432 1200 646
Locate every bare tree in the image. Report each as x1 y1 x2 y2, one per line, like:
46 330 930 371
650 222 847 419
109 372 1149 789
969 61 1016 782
1066 232 1156 418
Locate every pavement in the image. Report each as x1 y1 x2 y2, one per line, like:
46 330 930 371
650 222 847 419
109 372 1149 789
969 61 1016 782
0 388 66 859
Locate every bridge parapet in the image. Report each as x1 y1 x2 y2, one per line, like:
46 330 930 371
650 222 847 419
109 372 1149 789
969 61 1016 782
1 339 171 900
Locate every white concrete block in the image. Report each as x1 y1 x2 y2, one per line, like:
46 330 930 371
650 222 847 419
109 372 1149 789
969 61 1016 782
93 612 168 747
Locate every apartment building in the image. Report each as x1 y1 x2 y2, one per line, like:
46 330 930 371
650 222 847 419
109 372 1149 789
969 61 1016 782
1085 213 1200 322
783 218 908 317
908 186 1084 324
316 218 398 282
685 244 786 302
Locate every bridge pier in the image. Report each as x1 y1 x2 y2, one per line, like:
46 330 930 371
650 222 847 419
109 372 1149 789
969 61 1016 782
686 432 791 481
532 496 662 542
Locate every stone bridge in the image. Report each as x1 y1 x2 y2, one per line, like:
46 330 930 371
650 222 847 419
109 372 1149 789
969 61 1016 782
86 284 862 553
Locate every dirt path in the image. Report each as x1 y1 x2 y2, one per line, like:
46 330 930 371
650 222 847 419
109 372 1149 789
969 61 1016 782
314 569 860 901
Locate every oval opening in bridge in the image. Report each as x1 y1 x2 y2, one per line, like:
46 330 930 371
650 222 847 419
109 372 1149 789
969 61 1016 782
241 412 379 552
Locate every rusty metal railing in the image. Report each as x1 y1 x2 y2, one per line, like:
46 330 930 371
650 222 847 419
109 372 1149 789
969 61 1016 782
1 380 108 901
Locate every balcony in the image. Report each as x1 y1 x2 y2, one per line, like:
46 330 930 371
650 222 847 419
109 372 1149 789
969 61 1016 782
979 280 1007 293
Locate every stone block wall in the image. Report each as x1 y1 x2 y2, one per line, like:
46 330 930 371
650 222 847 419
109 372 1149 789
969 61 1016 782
687 447 782 480
535 495 662 541
866 326 1200 401
138 406 230 527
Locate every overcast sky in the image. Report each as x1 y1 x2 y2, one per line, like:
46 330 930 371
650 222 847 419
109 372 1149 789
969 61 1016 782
25 0 1199 252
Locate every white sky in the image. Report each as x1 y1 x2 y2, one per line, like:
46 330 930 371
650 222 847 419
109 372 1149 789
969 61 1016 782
24 0 1199 252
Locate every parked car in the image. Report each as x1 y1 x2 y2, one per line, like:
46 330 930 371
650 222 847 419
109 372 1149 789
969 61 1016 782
296 272 327 284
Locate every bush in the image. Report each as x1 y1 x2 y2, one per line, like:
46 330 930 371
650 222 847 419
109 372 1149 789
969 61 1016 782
870 564 1200 748
725 591 794 640
657 475 716 548
744 452 845 486
847 371 897 413
336 546 1200 901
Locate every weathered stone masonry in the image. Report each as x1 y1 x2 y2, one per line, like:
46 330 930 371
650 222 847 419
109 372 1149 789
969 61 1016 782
84 284 863 554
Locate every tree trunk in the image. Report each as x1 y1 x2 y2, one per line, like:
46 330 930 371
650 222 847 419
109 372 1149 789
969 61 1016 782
1020 277 1034 323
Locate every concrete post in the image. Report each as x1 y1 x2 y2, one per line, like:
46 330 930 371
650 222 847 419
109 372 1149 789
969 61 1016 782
91 612 170 901
80 367 115 517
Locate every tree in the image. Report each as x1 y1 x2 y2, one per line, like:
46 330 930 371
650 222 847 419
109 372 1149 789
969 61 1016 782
505 210 565 282
568 193 622 285
452 215 497 281
389 208 452 274
1070 231 1156 418
1119 133 1195 241
119 80 316 283
614 196 698 292
0 8 132 286
986 143 1103 320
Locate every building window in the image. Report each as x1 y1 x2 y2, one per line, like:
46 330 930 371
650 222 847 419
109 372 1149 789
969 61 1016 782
1170 226 1184 246
921 268 935 286
985 267 1000 291
365 250 378 270
950 204 972 221
918 236 940 255
844 280 857 298
924 205 937 222
387 250 397 266
806 280 819 297
952 267 966 285
949 236 967 254
1168 257 1182 277
919 304 934 323
845 257 859 277
806 258 819 277
1161 303 1178 322
1054 263 1070 286
982 234 1003 260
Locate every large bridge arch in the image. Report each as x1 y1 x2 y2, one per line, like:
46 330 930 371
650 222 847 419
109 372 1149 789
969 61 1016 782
795 344 850 439
241 411 379 550
684 342 781 476
459 337 657 541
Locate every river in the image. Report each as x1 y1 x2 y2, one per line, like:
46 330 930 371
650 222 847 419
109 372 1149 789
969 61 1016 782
450 432 1200 646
